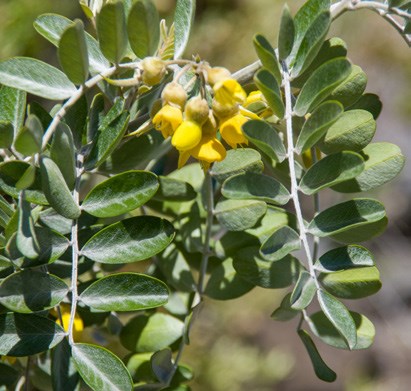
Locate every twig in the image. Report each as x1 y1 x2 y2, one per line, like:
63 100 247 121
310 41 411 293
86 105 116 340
67 153 83 345
282 63 320 289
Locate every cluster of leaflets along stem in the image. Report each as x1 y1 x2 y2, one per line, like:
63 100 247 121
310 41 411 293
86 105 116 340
0 0 409 389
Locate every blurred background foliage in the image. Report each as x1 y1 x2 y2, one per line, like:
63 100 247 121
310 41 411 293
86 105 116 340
0 1 410 390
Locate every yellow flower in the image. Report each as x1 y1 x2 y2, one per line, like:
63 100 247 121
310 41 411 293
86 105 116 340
190 134 226 170
153 105 183 138
213 79 246 107
171 120 202 152
1 356 16 365
220 113 249 149
55 305 84 342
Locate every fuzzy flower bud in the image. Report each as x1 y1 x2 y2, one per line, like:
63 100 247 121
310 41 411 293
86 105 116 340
206 66 231 86
212 98 239 120
184 97 210 125
161 82 187 108
141 57 166 86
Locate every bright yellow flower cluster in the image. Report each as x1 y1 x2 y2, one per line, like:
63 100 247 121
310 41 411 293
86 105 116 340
152 68 260 170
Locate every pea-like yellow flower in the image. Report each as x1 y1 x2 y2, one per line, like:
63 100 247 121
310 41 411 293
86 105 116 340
153 105 183 138
190 134 226 170
55 305 84 341
220 113 249 149
213 79 247 107
171 120 202 151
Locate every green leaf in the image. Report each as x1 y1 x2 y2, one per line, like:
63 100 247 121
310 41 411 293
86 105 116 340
222 172 290 205
308 198 386 238
154 176 196 202
0 362 19 388
292 37 348 89
314 245 374 273
14 115 43 156
319 266 381 299
174 0 196 59
121 313 184 353
332 142 405 193
72 343 133 391
79 273 169 312
317 290 357 350
97 1 128 64
128 0 160 58
16 195 39 259
233 246 302 289
254 69 285 119
0 270 68 313
0 313 65 356
34 13 110 74
7 227 69 268
298 329 337 382
291 0 330 63
0 85 26 142
0 161 47 205
51 338 80 391
299 152 364 195
271 292 300 321
50 123 76 190
59 20 89 85
210 148 263 183
0 121 14 148
319 109 376 154
150 349 173 384
290 271 317 310
278 4 295 60
253 34 281 85
294 58 352 117
242 120 287 162
157 244 196 292
86 104 130 169
295 100 343 153
40 157 81 219
215 199 267 231
260 226 301 261
16 165 36 191
0 57 77 100
205 257 254 300
39 208 72 235
348 93 382 119
82 171 159 218
291 11 331 78
309 311 375 350
388 0 410 7
81 216 175 264
328 65 367 107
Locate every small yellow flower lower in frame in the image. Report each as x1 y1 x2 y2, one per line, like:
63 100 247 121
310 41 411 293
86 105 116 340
220 113 249 149
153 105 183 138
213 79 247 107
1 356 16 365
55 306 84 341
171 120 202 151
190 134 227 171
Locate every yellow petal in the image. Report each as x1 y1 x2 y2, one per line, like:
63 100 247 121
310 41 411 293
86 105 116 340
190 135 226 163
178 151 191 168
213 79 246 106
172 120 202 151
56 309 84 341
152 105 183 138
220 114 249 149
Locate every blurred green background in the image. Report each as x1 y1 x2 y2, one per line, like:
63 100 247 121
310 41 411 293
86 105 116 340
1 1 410 390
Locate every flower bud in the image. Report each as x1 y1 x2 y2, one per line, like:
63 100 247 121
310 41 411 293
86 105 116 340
212 98 238 120
207 66 231 86
161 82 187 108
141 57 166 86
184 97 210 125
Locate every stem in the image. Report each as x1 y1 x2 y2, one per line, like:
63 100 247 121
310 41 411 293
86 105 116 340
198 170 214 295
331 0 411 46
311 147 320 262
24 356 31 391
68 153 83 346
282 65 320 289
232 60 261 84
